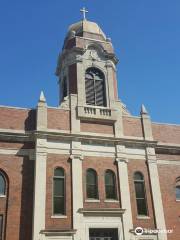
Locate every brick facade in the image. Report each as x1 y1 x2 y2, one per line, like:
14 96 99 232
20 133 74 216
0 17 179 240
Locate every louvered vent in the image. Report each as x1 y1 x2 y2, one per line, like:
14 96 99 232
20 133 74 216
85 68 106 107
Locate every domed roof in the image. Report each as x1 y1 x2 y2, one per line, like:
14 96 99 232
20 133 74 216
67 20 106 40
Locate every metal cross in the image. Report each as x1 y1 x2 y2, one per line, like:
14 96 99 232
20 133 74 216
80 7 88 20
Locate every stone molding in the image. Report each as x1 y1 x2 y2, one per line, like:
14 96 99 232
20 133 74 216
115 157 129 164
69 154 84 161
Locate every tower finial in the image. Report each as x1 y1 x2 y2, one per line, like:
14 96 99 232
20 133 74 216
80 7 88 20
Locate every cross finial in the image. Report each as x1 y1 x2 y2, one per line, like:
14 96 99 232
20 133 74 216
80 7 88 20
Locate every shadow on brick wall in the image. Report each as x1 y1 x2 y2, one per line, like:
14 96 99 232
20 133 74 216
19 156 34 240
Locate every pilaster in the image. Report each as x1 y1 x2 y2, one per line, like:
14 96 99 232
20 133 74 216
33 92 47 240
116 145 134 240
105 61 116 108
141 105 167 240
70 141 84 240
70 94 80 134
114 101 123 138
146 147 167 240
76 57 85 106
141 104 153 140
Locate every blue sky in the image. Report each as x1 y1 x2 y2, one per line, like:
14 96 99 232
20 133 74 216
0 0 179 124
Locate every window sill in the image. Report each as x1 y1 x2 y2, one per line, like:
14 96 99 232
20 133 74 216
104 199 119 203
51 215 67 219
176 200 180 202
0 195 6 198
85 199 100 203
137 215 150 220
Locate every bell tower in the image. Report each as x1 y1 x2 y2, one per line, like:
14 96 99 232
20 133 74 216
56 9 122 128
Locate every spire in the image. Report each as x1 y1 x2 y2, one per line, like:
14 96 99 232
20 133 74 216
80 7 88 20
39 91 46 103
140 104 148 115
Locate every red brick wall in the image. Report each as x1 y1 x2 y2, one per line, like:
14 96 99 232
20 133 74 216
152 124 180 144
82 157 121 209
46 154 72 230
123 117 143 138
0 141 34 149
0 155 34 240
0 107 36 131
69 64 77 94
158 164 180 240
81 121 114 135
128 160 156 229
47 108 70 131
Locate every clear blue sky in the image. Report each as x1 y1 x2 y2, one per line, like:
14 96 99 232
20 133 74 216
0 0 180 124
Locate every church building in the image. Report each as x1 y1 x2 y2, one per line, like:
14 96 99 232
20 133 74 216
0 9 180 240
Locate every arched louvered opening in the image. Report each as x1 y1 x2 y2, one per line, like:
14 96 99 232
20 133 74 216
105 170 117 199
0 174 6 196
86 169 98 199
85 67 106 107
176 178 180 201
53 168 65 215
134 172 148 216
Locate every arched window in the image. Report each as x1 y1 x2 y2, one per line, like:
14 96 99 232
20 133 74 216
105 170 117 199
85 67 106 107
0 173 6 196
53 168 65 215
176 178 180 201
86 169 98 199
0 171 8 240
134 172 148 216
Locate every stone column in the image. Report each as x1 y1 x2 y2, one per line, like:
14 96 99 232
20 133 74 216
141 105 167 240
33 92 47 240
116 145 134 240
70 141 85 240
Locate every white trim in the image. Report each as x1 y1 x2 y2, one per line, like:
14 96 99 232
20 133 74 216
157 160 180 165
85 199 100 203
0 105 32 110
51 215 68 219
136 216 151 220
0 148 35 159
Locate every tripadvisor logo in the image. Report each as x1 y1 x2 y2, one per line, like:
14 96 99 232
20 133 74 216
134 227 173 235
135 227 144 235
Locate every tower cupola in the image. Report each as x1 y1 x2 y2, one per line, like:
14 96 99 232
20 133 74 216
56 12 119 121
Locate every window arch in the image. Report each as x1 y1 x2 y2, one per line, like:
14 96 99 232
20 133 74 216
53 168 65 215
86 169 98 199
0 171 8 240
85 67 106 107
176 178 180 201
105 170 117 199
0 173 6 196
134 172 148 216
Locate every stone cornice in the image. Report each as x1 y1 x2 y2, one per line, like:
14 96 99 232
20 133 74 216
78 208 125 216
40 229 76 236
0 129 180 155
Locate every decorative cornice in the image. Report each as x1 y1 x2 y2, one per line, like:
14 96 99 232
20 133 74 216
0 129 180 155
